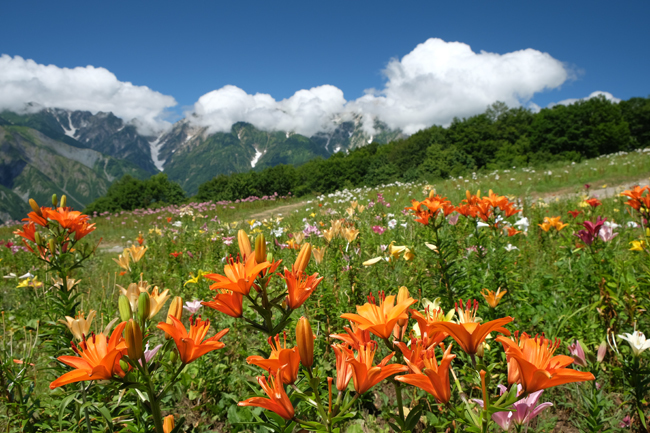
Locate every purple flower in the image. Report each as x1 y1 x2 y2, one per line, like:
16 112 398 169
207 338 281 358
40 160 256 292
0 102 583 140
372 225 386 235
186 251 194 259
477 385 553 431
139 343 163 366
447 213 459 225
183 300 203 314
619 415 631 428
223 236 234 246
598 225 618 242
568 340 588 367
575 216 606 245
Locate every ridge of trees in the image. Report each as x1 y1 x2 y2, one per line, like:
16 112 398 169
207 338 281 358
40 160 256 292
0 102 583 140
196 96 649 202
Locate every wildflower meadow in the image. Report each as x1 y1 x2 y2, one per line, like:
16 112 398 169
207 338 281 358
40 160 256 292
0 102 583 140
1 151 650 433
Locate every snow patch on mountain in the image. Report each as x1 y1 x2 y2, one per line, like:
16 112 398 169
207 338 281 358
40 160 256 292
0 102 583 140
251 148 264 168
149 135 166 171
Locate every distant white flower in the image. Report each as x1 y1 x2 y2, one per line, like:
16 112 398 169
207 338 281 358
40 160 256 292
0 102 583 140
172 221 182 227
514 217 530 232
627 221 639 228
183 300 203 314
505 244 519 252
388 219 397 229
19 272 34 279
618 331 650 356
3 273 17 279
604 221 620 230
477 221 490 228
271 227 284 237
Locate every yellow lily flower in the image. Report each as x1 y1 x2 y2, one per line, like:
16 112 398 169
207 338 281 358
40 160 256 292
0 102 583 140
52 277 81 291
342 227 360 243
312 247 326 264
126 245 147 263
60 310 96 340
362 257 383 266
113 250 131 271
148 287 170 319
630 240 646 252
350 200 358 209
184 270 209 287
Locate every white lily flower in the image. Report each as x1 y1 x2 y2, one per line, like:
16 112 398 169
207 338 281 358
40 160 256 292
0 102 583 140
3 273 17 279
514 217 530 232
618 331 650 356
627 221 639 228
19 272 35 279
477 221 490 228
505 244 519 252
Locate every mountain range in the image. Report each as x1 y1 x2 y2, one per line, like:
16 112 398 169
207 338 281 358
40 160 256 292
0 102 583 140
0 107 403 223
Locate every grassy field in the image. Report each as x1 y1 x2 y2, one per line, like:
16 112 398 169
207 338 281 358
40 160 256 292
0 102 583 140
1 148 650 432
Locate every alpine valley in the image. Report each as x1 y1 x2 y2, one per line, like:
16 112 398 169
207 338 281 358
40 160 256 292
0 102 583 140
0 106 403 223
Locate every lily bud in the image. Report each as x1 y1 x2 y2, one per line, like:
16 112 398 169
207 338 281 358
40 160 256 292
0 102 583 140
29 199 41 216
396 286 410 327
138 292 151 323
52 194 58 207
169 350 178 363
119 359 129 372
165 296 183 339
597 341 607 363
125 319 144 360
266 252 274 263
296 317 314 369
60 195 67 208
118 295 132 321
293 243 312 274
255 234 266 264
163 415 175 433
237 229 252 259
48 238 56 253
34 232 42 246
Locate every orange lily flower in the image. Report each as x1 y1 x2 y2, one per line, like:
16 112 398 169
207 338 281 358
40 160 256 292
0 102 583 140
50 322 127 389
24 208 51 227
341 292 417 341
481 288 507 308
429 299 512 355
45 207 91 230
394 337 430 373
330 321 372 351
496 332 595 394
238 367 295 420
202 289 244 318
409 309 450 348
204 254 271 296
247 333 301 385
345 342 408 394
621 186 650 218
395 343 456 404
156 315 228 364
584 198 602 208
332 344 353 391
14 222 37 244
279 268 323 309
70 221 96 240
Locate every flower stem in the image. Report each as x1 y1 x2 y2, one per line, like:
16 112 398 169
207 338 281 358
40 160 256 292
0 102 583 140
80 382 93 433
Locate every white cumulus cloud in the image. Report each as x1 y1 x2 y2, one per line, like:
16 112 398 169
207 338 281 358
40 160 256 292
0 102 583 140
552 90 621 107
191 84 347 136
0 54 177 135
350 38 570 134
189 38 571 136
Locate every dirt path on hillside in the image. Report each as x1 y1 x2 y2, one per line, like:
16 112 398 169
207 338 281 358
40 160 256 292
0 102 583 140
536 176 650 202
247 201 307 221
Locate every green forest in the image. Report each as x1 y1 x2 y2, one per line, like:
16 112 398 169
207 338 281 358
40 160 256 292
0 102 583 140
85 95 650 211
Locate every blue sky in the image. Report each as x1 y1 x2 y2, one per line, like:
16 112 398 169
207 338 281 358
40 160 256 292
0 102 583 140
1 0 648 135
